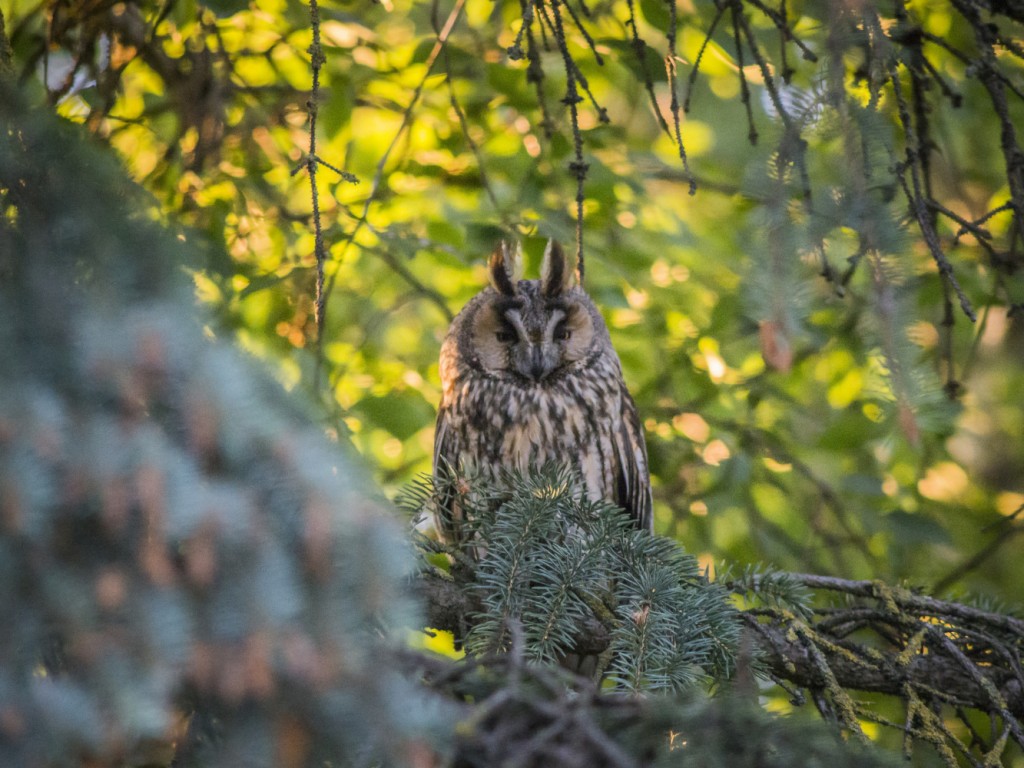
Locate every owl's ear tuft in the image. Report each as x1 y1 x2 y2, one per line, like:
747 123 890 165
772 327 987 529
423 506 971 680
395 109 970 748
541 239 577 297
488 241 522 296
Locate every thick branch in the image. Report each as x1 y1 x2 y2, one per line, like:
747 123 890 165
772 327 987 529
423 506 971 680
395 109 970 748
782 572 1024 637
416 565 1024 727
745 615 1024 719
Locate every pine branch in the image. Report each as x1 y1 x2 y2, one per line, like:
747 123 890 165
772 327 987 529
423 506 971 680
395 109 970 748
404 467 739 690
415 546 1024 759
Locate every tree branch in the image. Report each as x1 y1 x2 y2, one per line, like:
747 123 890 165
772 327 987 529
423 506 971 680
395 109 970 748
415 561 1024 755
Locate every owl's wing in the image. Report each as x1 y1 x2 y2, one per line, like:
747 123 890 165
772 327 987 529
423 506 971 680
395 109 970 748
613 391 654 533
432 405 462 544
433 405 456 474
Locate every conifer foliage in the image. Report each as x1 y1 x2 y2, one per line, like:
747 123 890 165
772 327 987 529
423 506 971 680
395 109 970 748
406 465 739 691
0 88 444 767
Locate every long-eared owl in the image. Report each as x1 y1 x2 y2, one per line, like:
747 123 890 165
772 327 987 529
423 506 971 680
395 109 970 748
433 240 652 543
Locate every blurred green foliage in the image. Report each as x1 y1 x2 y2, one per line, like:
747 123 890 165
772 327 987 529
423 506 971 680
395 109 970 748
4 0 1022 705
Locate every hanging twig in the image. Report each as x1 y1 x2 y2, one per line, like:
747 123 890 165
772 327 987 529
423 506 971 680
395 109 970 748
294 0 358 358
545 0 590 285
535 2 608 122
683 4 726 113
624 0 670 134
664 0 696 194
949 0 1024 253
729 1 758 146
890 70 977 322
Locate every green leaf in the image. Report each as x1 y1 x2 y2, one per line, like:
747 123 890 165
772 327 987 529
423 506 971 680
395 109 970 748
354 390 435 440
599 39 667 84
883 511 952 546
639 0 671 33
200 0 250 18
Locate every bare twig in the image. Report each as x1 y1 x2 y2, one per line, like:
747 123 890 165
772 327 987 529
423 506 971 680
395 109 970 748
543 0 589 285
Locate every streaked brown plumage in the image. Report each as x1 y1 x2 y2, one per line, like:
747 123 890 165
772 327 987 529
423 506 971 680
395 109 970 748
433 240 652 544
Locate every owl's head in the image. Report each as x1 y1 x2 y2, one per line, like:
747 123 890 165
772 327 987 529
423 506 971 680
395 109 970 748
453 240 611 383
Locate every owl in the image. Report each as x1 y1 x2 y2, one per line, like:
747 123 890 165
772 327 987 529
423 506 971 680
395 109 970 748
433 239 652 546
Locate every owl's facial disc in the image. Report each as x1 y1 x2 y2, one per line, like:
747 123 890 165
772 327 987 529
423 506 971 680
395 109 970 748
469 292 596 382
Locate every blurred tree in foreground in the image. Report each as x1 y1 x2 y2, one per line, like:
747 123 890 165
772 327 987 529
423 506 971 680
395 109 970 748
2 0 1024 764
0 84 445 766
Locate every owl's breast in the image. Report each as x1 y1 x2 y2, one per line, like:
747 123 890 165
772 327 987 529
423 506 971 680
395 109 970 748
499 385 581 466
451 365 623 501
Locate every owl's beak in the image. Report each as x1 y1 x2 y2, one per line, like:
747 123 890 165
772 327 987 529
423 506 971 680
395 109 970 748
528 346 549 381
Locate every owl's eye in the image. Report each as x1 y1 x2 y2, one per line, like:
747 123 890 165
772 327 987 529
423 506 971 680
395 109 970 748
553 322 571 341
495 329 516 343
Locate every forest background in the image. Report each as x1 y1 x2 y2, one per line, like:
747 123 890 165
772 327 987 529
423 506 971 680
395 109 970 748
1 0 1023 764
